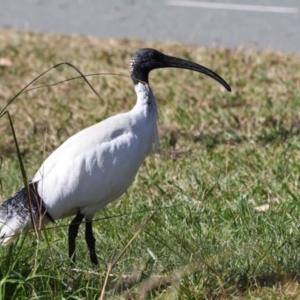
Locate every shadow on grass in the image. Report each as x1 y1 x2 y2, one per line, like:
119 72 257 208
191 121 300 150
193 131 245 150
237 271 300 292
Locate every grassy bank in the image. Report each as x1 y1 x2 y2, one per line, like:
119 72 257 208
0 29 300 299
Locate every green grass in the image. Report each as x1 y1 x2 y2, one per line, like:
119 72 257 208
0 29 300 299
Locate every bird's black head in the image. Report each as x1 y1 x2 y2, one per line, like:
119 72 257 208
130 48 231 92
130 48 166 85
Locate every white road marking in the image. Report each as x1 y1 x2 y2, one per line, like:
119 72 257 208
167 1 299 14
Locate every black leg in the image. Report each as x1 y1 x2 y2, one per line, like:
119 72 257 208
68 212 85 265
85 219 98 267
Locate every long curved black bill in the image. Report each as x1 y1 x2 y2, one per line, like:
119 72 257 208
130 48 231 92
161 54 231 92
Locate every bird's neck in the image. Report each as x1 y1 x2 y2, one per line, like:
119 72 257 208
132 83 160 153
134 82 156 108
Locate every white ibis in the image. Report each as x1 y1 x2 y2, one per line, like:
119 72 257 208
0 48 231 266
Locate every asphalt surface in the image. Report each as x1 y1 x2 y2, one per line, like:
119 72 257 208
0 0 299 53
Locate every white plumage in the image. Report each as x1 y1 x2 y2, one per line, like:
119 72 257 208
34 83 159 220
0 48 231 266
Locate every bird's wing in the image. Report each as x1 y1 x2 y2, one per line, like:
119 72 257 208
31 110 154 219
33 112 133 182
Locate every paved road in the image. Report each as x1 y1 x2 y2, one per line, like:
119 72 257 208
0 0 299 53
